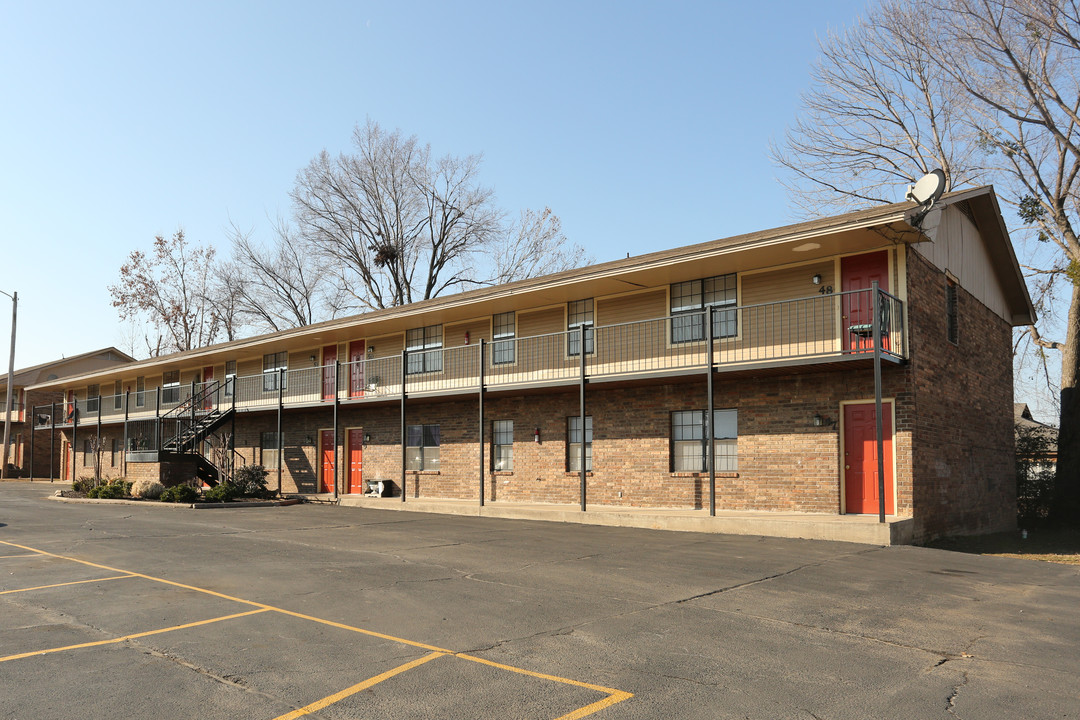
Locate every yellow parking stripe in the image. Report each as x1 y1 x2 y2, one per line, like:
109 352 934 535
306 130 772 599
271 651 446 720
0 574 137 595
0 539 453 654
456 653 634 718
0 608 269 663
0 554 39 559
0 539 633 718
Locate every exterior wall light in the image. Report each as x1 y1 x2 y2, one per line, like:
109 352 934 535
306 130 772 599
813 414 823 427
812 274 822 285
367 346 374 358
364 432 372 444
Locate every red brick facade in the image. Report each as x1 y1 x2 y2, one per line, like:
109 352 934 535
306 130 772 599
905 247 1016 540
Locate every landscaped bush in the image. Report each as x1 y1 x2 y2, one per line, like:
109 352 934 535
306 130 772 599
130 478 165 500
231 464 272 498
87 479 131 499
160 484 200 503
203 483 239 503
72 478 96 494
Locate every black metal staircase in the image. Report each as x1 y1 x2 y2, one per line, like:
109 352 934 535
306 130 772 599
160 381 235 487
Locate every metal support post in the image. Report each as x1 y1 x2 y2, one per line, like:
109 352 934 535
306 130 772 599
872 281 886 524
707 307 716 516
49 402 55 481
401 350 407 502
478 339 485 507
579 325 587 512
28 407 34 480
71 399 78 483
96 395 102 475
122 390 129 477
332 360 339 499
277 368 284 495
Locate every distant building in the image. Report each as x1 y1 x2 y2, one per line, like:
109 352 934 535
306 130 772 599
2 347 134 477
1014 403 1058 461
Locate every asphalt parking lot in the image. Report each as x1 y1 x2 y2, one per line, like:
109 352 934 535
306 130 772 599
1 482 1077 719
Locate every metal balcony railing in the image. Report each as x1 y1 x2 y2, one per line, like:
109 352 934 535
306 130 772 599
39 288 905 426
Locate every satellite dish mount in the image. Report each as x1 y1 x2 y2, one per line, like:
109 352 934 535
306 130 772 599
905 169 947 228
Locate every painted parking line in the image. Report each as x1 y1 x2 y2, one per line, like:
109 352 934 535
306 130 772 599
0 608 270 663
0 539 634 718
0 553 39 559
456 653 633 720
271 651 447 720
0 574 137 595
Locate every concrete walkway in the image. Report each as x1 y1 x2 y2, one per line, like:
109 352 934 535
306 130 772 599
333 494 914 545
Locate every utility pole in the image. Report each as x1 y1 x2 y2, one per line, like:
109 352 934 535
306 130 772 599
1 291 16 479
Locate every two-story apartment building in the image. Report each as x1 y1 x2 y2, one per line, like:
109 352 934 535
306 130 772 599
25 186 1033 543
2 347 133 477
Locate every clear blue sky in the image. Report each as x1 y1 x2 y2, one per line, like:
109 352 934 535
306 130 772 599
3 0 882 371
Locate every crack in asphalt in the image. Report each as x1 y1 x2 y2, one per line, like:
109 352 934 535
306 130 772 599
673 546 884 604
945 669 970 717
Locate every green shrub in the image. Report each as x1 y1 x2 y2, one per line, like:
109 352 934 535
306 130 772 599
203 483 239 503
98 482 128 499
72 478 97 494
130 479 165 500
84 479 129 499
232 464 272 498
160 484 199 503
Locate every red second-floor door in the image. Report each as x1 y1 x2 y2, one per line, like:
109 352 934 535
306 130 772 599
322 345 337 401
841 251 890 353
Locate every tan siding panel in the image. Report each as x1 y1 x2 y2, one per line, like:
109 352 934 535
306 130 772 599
741 262 833 306
597 290 666 326
445 318 490 346
918 206 1009 319
519 307 564 338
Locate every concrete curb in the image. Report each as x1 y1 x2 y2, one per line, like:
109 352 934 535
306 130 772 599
48 492 302 510
190 499 302 510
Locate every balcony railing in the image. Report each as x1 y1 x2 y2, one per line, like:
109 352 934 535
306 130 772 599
40 288 905 426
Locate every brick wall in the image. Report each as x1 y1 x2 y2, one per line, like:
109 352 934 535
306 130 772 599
905 247 1017 541
215 369 914 513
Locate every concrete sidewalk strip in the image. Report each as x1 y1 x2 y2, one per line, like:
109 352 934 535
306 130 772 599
47 492 303 510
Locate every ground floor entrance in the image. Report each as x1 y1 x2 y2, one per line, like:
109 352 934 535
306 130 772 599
842 400 894 515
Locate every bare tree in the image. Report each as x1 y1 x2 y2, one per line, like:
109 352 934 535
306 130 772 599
776 0 1080 516
109 231 222 355
491 208 585 284
771 2 985 213
221 219 346 333
291 120 587 311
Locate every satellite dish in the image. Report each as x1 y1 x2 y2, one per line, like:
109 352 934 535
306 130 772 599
906 169 947 207
905 169 947 229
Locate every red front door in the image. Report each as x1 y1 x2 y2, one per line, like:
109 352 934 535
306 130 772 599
843 401 894 514
322 344 337 401
203 366 215 409
320 429 335 494
349 341 365 397
841 251 890 352
63 440 71 481
347 428 364 493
